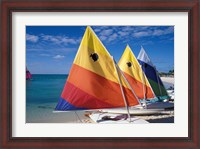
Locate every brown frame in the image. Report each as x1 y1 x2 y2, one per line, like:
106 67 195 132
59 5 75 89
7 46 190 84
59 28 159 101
0 0 199 148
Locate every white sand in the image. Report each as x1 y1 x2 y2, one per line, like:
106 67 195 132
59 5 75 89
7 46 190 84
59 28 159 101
26 103 92 123
161 77 174 84
27 103 174 123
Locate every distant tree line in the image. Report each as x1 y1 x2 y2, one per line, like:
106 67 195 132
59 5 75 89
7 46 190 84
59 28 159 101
159 69 174 77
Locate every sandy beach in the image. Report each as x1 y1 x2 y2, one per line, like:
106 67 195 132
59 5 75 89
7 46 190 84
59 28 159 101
26 103 174 123
26 103 92 123
26 77 174 123
161 76 174 83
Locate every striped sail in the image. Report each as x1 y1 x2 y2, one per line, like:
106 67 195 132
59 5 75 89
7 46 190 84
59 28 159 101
55 27 139 111
118 45 155 99
137 46 168 98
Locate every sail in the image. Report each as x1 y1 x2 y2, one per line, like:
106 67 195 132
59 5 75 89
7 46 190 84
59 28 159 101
137 46 168 97
55 27 139 111
118 45 155 99
26 67 32 80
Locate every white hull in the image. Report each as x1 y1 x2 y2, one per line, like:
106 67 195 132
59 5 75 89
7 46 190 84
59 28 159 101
100 108 163 115
99 102 173 115
89 113 149 124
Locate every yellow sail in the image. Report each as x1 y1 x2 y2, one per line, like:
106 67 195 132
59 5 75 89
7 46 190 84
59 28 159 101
118 45 155 99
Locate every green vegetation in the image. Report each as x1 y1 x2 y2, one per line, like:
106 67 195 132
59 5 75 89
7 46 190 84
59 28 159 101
159 69 174 76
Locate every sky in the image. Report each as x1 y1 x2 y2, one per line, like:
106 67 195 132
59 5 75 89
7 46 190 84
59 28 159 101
26 26 174 74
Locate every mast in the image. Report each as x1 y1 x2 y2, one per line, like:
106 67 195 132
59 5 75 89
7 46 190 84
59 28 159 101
112 57 131 122
140 64 147 108
115 63 142 107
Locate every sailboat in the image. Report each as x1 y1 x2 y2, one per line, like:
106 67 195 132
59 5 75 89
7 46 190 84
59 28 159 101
100 45 169 114
137 46 169 99
54 26 153 123
118 45 155 101
137 46 174 109
26 67 32 80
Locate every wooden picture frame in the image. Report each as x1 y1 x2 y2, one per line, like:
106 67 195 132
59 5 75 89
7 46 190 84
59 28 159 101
1 0 199 148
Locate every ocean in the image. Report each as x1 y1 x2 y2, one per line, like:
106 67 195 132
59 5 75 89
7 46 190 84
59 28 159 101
26 74 174 123
26 74 84 123
26 74 67 104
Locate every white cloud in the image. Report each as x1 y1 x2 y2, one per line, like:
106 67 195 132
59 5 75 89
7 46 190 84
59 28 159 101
62 38 77 44
133 31 150 38
122 26 133 32
42 35 61 44
94 28 101 32
99 35 107 41
42 35 51 40
53 55 65 59
153 27 174 36
95 26 173 43
99 29 113 36
152 30 164 36
41 34 80 45
108 33 118 42
132 27 174 38
118 31 129 36
40 54 50 57
26 34 39 42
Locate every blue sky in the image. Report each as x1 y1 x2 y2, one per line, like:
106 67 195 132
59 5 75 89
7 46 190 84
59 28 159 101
26 26 174 74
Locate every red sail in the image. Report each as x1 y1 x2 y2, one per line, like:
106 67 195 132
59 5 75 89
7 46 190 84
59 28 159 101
26 67 32 80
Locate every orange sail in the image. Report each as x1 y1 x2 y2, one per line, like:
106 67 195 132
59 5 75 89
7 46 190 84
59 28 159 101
55 27 139 111
118 45 155 99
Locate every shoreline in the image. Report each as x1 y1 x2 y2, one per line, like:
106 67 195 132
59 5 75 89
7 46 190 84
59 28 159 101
26 77 174 123
26 103 174 123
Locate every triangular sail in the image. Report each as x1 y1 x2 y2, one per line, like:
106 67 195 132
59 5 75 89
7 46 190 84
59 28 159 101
118 45 155 99
55 27 139 111
137 46 168 97
26 67 32 80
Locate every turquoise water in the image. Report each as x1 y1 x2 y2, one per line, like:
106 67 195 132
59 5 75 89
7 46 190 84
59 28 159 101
26 74 68 104
26 74 173 105
26 74 173 123
26 74 81 123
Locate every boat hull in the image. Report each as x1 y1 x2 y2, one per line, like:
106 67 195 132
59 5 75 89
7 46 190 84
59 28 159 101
101 108 163 115
89 113 149 123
